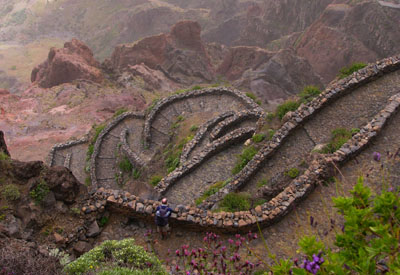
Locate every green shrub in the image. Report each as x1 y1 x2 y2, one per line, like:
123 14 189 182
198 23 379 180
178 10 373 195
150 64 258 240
252 133 266 143
86 124 105 160
276 100 300 120
254 198 267 206
245 92 261 105
176 115 185 122
232 146 258 175
85 176 91 186
298 85 321 103
164 135 193 173
113 108 128 118
1 184 20 201
29 180 50 204
338 62 367 79
351 128 360 135
63 238 166 275
132 169 141 179
269 177 400 274
119 157 133 173
10 65 16 70
191 85 202 90
190 125 198 132
267 129 275 140
219 193 251 212
0 151 10 161
285 167 300 179
98 216 109 227
149 176 162 186
195 179 230 205
321 128 352 154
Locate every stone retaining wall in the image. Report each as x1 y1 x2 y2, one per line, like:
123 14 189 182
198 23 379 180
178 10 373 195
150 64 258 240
47 137 88 166
210 110 265 140
143 87 264 147
154 127 256 195
199 54 400 209
120 128 145 168
180 111 235 164
90 112 145 190
83 92 400 232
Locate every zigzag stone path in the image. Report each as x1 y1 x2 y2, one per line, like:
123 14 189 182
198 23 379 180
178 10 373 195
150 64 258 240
48 54 400 232
241 68 400 198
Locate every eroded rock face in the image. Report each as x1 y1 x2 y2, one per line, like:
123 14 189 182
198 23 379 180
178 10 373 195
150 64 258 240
110 20 214 85
296 2 400 83
217 47 323 105
31 38 104 88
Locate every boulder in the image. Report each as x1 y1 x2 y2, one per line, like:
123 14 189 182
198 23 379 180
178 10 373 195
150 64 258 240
73 241 92 256
86 221 101 238
31 38 103 88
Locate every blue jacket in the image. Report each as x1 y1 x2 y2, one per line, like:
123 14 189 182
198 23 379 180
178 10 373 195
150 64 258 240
155 204 172 226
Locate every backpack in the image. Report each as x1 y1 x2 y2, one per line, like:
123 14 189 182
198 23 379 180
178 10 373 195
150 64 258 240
155 207 169 226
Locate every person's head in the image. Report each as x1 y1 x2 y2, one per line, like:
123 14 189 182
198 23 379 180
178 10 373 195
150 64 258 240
161 198 168 205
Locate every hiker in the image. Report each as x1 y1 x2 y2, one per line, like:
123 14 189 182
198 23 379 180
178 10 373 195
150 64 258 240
155 198 172 239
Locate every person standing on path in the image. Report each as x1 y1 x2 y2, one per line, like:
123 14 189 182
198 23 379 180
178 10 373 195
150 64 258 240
155 198 172 239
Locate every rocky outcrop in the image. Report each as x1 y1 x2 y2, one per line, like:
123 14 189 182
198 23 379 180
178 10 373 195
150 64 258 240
218 47 323 104
31 39 104 88
296 2 400 83
0 130 10 157
110 21 214 85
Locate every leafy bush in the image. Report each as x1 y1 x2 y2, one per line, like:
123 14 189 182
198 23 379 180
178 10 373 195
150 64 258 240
285 167 300 179
29 180 50 204
276 100 300 120
119 157 133 173
252 133 266 143
299 86 321 103
189 125 198 132
268 177 400 274
232 146 258 175
219 192 251 212
149 176 162 187
98 267 157 275
338 62 367 79
321 128 352 154
63 239 166 275
195 179 230 205
1 184 20 201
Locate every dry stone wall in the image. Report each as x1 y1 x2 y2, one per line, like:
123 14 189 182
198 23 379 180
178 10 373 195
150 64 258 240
143 87 264 147
82 92 400 231
200 54 400 209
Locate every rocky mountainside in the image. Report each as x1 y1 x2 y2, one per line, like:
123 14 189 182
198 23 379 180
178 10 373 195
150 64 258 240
1 0 400 93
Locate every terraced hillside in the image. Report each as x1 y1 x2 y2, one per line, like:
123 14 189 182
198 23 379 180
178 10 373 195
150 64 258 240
49 54 400 232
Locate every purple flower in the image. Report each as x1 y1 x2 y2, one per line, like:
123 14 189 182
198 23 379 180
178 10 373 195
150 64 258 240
228 239 234 244
373 152 381 162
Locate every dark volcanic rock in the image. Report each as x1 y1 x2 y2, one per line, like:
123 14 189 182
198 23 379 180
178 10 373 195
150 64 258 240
41 166 81 204
0 130 10 157
31 38 104 88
